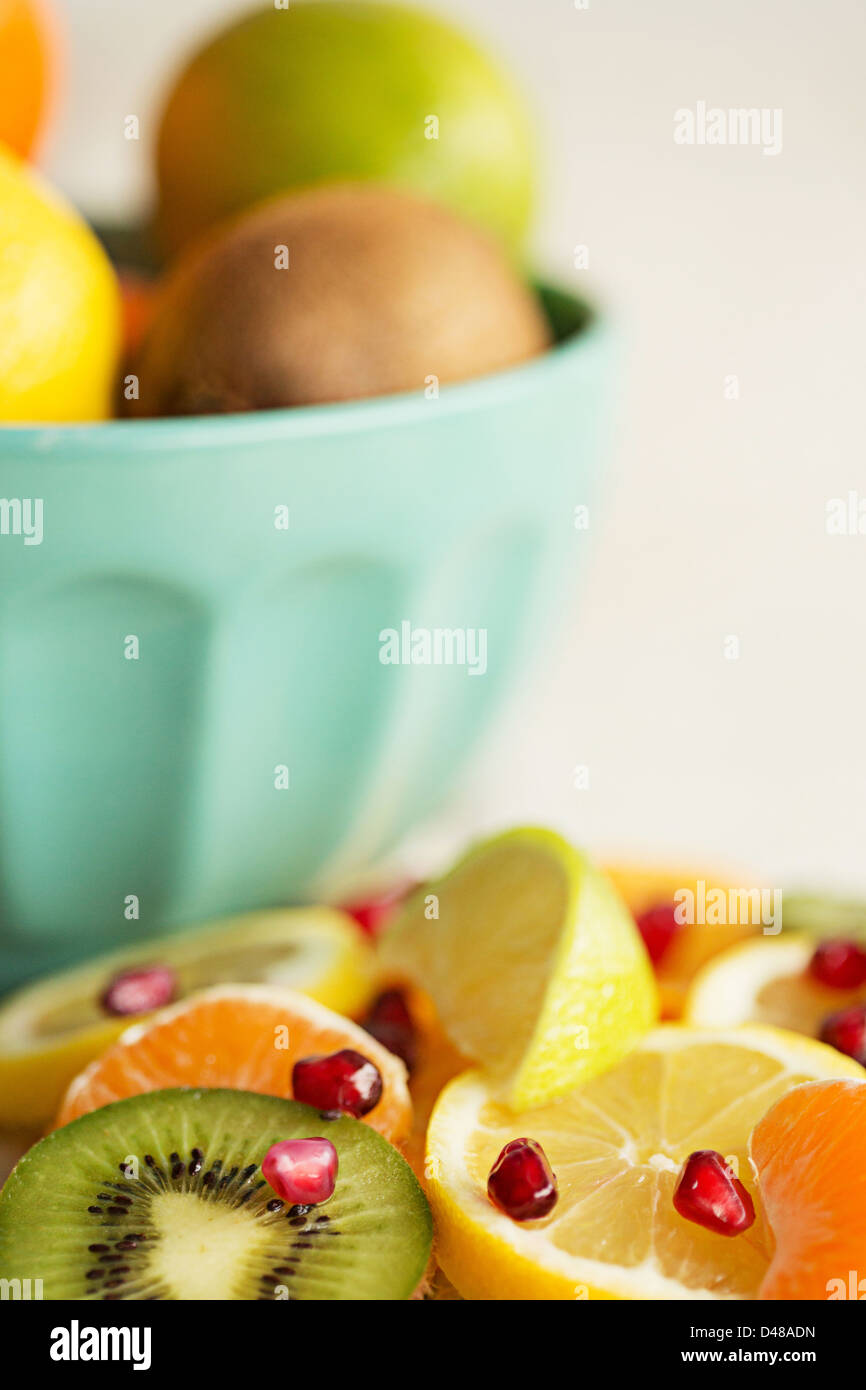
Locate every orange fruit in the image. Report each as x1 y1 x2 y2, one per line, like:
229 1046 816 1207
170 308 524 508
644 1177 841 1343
0 0 57 158
604 863 756 1018
751 1078 866 1300
399 986 467 1183
387 984 467 1300
55 984 412 1146
119 271 158 359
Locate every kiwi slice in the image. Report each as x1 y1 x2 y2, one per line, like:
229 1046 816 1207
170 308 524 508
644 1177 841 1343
0 1088 432 1300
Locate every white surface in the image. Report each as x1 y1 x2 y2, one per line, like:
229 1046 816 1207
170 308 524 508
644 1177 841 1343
46 0 866 889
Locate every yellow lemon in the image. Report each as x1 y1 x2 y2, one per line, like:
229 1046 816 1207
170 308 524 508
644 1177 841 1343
0 142 120 421
426 1025 865 1300
684 932 866 1041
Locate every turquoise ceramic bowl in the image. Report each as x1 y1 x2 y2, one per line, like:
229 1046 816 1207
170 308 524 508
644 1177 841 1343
0 287 610 988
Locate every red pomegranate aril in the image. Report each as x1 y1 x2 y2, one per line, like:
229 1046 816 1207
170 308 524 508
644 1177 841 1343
487 1138 558 1222
262 1138 337 1207
809 938 866 990
100 965 177 1016
292 1048 383 1118
341 881 415 936
819 1004 866 1063
673 1149 755 1237
362 988 417 1072
634 902 682 966
367 987 413 1031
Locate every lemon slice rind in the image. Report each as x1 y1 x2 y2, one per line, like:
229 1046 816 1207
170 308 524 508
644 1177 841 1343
426 1024 865 1301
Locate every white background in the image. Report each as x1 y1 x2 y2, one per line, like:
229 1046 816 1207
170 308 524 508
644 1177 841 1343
47 0 866 891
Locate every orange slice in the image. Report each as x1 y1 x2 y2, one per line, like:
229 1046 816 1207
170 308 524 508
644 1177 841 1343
400 986 468 1184
604 863 755 1018
750 1078 866 1300
55 984 411 1145
0 905 375 1129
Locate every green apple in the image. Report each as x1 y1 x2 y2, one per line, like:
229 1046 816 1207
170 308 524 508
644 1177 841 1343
155 1 536 259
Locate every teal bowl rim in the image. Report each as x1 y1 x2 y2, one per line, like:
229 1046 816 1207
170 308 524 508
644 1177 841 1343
0 281 606 457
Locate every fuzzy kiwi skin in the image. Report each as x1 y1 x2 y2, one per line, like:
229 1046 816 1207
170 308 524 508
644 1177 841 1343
128 184 552 417
0 1088 433 1300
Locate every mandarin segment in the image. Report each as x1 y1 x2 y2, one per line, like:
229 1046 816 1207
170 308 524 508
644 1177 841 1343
399 987 468 1183
751 1079 866 1300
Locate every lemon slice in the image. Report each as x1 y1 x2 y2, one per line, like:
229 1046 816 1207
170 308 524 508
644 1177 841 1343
380 828 658 1110
0 908 375 1128
426 1024 864 1300
684 933 866 1039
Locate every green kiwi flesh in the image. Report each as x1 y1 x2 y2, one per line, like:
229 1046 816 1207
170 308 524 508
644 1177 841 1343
0 1088 432 1300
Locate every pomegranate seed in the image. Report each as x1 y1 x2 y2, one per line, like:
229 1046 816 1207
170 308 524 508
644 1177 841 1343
634 902 682 965
341 881 415 937
362 988 417 1072
262 1138 337 1207
100 965 176 1016
292 1048 383 1117
673 1149 755 1236
367 988 413 1030
809 938 866 990
487 1138 558 1222
819 1004 866 1063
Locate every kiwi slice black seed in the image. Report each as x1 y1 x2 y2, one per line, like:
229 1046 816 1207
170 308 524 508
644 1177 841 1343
0 1088 432 1300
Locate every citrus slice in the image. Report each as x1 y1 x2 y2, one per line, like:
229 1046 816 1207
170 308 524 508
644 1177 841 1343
380 829 658 1110
54 984 411 1144
0 908 375 1129
750 1078 866 1300
604 863 755 1019
400 987 468 1183
684 934 866 1041
426 1025 864 1300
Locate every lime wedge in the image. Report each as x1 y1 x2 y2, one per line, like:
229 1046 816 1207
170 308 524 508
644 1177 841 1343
380 827 658 1110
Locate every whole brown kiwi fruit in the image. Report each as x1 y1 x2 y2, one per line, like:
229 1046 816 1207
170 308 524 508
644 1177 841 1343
127 184 552 416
